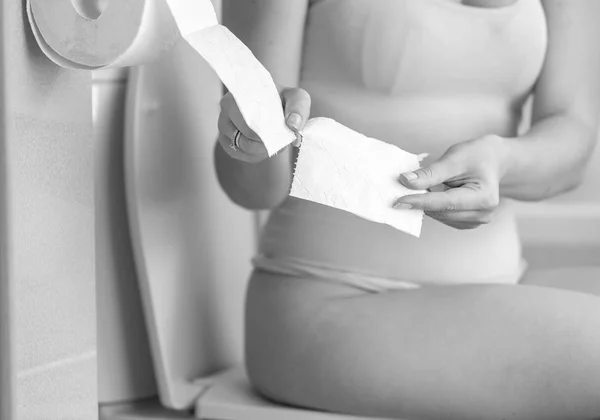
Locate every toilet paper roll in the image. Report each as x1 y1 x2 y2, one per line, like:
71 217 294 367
27 0 425 236
27 0 295 155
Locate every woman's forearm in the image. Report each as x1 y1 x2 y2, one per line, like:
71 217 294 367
500 1 600 202
500 112 597 201
214 142 293 210
215 0 308 210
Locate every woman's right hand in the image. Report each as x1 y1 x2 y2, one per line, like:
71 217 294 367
217 86 311 163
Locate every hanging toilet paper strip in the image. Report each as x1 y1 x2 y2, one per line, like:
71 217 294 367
27 0 425 236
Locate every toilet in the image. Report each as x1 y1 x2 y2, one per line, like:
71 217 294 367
120 39 391 420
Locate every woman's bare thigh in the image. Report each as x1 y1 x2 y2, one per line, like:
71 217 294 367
245 270 600 420
521 266 600 295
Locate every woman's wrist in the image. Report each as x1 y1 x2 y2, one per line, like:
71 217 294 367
496 133 559 201
473 134 514 184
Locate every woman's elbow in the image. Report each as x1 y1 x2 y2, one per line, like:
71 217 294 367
541 166 587 201
554 129 597 197
564 136 597 192
508 167 586 202
228 187 288 211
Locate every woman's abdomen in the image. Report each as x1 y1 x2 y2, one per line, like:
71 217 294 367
260 197 523 285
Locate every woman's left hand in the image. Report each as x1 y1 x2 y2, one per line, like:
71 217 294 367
394 135 510 230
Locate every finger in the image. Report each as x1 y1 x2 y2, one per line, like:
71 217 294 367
220 93 260 141
217 133 265 164
393 188 482 212
398 156 462 191
218 113 268 157
282 87 311 133
425 210 494 225
423 211 483 230
428 183 451 193
237 134 268 157
217 110 238 140
217 132 245 159
435 220 479 230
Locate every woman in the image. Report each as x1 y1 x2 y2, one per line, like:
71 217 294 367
214 0 600 419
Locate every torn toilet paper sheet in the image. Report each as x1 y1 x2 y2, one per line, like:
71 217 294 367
27 0 426 236
293 119 425 237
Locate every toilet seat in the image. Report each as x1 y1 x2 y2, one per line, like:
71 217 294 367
195 366 390 420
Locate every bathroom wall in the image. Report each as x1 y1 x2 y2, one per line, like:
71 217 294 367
4 0 242 411
0 0 97 418
0 3 13 417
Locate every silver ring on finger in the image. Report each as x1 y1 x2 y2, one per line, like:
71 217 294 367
230 129 242 151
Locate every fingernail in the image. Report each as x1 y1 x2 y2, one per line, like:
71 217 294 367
401 172 418 181
287 113 302 131
393 202 413 210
